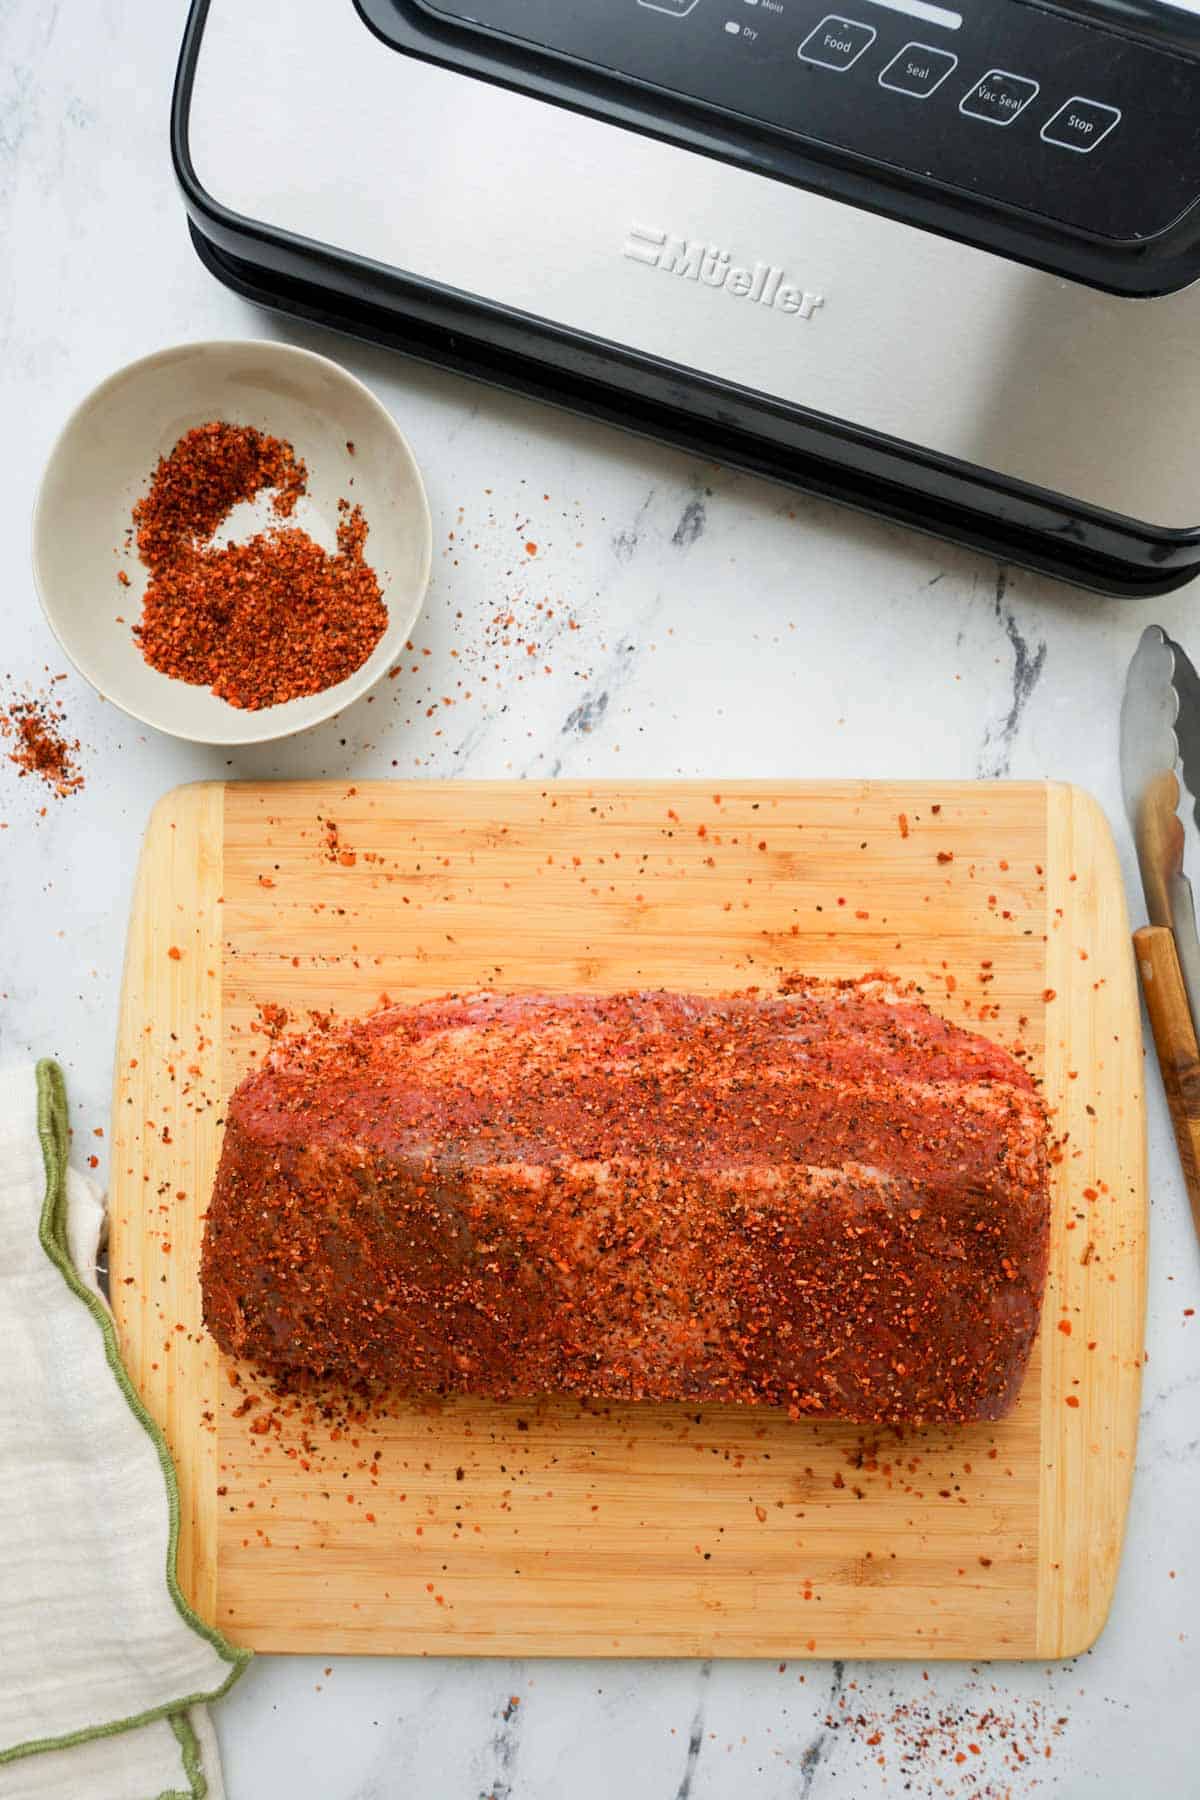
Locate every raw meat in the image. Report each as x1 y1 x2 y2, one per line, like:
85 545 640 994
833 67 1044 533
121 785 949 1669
201 984 1049 1424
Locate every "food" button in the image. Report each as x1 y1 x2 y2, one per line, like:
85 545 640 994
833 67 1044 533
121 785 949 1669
798 15 877 71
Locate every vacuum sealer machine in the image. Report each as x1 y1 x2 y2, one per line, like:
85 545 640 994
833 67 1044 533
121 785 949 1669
174 0 1200 593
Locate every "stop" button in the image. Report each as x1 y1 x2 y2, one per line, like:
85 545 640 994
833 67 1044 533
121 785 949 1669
1040 97 1122 154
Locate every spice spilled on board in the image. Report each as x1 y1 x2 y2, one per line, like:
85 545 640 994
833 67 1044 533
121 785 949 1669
130 422 386 710
0 684 84 799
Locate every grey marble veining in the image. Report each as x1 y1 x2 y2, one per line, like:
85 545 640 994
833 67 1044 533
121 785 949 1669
1 2 1197 1796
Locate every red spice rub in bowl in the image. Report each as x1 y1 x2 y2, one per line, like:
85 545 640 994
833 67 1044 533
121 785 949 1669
202 981 1050 1425
131 421 386 710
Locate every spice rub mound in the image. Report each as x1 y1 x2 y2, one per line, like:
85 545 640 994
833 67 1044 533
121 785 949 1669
0 684 84 799
131 421 385 710
202 982 1050 1426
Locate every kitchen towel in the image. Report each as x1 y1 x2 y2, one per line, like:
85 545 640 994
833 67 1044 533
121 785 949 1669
0 1061 248 1799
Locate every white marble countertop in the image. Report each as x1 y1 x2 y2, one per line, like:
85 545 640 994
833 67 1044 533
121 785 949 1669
2 3 1197 1796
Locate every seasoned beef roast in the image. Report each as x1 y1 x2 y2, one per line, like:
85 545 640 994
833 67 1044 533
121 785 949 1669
202 984 1049 1424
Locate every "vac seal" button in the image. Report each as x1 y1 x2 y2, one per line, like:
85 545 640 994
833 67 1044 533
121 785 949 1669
1039 97 1121 154
959 69 1039 126
798 15 877 71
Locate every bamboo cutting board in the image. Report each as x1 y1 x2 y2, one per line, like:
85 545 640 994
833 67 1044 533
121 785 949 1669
110 780 1146 1660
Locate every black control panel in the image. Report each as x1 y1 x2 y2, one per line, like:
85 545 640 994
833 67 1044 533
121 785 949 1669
356 0 1200 292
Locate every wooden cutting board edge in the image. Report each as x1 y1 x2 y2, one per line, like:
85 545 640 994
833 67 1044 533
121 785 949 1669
109 777 1147 1661
113 779 224 1630
1036 780 1146 1658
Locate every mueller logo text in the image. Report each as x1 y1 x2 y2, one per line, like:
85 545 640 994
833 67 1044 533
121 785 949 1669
623 224 825 320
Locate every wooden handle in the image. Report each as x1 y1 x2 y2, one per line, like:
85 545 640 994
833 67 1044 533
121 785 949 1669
1134 924 1200 1244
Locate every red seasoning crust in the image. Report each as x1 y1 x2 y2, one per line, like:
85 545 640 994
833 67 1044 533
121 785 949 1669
201 983 1050 1424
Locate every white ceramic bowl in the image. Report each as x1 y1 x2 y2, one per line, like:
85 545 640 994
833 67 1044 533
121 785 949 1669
32 340 432 745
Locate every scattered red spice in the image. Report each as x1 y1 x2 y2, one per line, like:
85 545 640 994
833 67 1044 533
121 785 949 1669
0 687 84 799
130 421 386 710
255 1002 291 1041
320 817 357 865
827 1674 1069 1790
